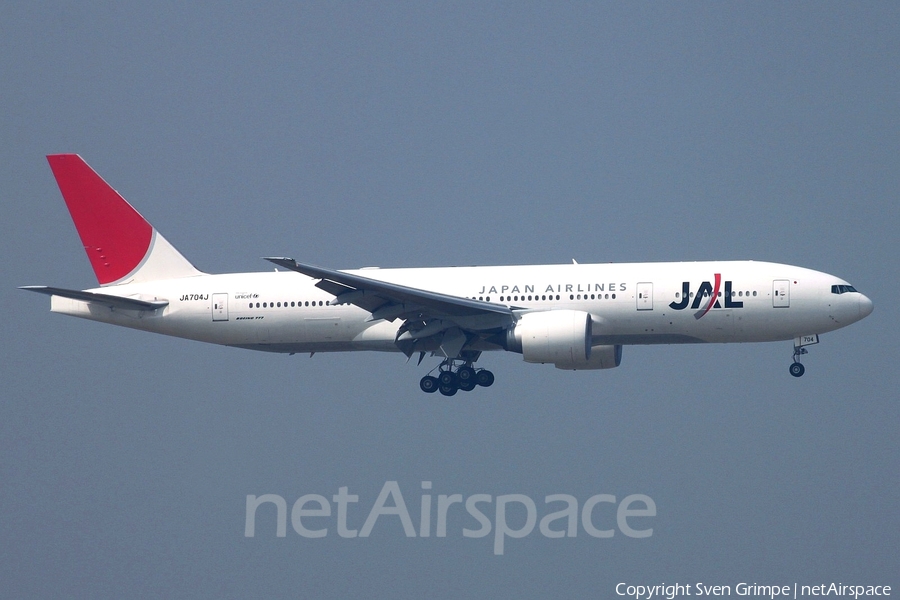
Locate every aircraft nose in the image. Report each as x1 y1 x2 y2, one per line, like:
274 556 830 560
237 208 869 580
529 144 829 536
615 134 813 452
858 294 874 319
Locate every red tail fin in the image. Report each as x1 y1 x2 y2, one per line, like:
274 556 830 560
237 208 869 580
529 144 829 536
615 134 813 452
47 154 202 285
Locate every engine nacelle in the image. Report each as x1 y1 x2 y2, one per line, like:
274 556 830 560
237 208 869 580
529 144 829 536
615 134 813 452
507 310 592 365
553 343 622 370
505 310 623 370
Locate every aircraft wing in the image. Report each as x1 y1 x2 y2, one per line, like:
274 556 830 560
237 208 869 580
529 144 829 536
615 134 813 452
264 257 512 321
20 286 169 311
264 257 514 358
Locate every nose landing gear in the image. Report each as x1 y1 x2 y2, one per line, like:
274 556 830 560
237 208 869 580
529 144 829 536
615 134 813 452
419 359 494 395
789 345 808 377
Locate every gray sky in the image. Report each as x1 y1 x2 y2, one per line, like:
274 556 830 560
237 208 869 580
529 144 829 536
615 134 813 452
2 3 897 598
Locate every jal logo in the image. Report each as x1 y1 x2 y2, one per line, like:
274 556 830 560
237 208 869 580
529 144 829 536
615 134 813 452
668 274 743 319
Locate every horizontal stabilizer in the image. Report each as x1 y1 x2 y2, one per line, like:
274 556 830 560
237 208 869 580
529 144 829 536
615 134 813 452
20 286 168 311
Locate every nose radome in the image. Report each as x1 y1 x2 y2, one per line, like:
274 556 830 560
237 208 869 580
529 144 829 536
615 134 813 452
859 294 874 319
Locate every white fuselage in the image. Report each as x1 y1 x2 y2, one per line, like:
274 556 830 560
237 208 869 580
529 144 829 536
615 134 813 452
49 260 872 354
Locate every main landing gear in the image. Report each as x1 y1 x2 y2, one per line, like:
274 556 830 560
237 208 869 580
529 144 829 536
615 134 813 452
419 359 495 396
789 346 808 378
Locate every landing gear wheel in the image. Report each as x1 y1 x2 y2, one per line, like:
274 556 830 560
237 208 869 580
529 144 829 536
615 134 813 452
457 366 476 385
421 357 492 394
458 378 477 392
419 375 439 393
475 369 495 387
438 370 459 388
789 362 805 377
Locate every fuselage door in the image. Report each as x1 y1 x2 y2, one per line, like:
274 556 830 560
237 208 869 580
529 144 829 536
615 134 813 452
773 280 790 308
636 282 653 311
212 293 229 321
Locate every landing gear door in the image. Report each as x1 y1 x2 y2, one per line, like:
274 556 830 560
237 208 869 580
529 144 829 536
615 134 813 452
636 282 653 311
795 334 819 347
773 280 790 308
212 293 229 321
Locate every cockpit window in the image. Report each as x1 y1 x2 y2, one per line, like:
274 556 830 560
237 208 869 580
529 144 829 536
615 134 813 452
831 284 858 294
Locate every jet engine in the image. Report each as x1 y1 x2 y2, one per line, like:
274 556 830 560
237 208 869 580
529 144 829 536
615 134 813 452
504 310 623 370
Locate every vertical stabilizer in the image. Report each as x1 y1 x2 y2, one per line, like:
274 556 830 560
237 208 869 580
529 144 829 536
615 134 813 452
46 154 204 286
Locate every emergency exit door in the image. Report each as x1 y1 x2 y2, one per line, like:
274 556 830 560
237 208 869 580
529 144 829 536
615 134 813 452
636 282 653 310
773 280 790 308
212 293 229 321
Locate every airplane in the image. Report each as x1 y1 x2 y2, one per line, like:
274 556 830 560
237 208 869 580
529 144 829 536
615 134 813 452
22 154 874 395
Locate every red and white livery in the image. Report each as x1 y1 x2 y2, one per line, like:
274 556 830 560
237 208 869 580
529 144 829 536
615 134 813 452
24 155 874 394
